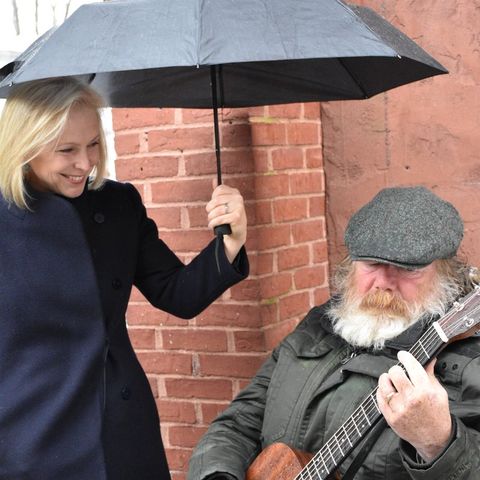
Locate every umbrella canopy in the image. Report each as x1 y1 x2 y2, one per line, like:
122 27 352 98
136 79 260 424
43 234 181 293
0 0 447 238
0 0 447 107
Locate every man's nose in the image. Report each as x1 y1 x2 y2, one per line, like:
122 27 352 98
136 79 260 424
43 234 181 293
373 265 398 290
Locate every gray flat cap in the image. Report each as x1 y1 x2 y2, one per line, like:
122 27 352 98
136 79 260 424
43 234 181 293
345 186 463 269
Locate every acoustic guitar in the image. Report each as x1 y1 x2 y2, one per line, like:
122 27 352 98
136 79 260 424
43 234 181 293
246 286 480 480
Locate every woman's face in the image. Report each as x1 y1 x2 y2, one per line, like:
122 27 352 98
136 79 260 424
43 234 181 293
28 104 101 198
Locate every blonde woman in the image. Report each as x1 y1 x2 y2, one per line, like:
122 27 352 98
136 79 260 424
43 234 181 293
0 77 248 480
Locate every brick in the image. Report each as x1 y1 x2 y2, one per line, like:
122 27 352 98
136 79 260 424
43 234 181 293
137 351 192 375
255 252 274 276
112 108 175 130
264 319 299 350
294 265 327 290
198 353 266 378
115 155 179 180
229 279 259 301
303 102 321 119
184 149 254 177
196 304 262 328
292 219 325 243
252 148 270 173
278 245 310 271
156 400 196 423
234 330 266 352
146 376 158 397
187 205 208 228
151 179 213 203
148 206 182 229
148 126 213 152
181 109 214 124
279 292 310 321
260 303 279 327
306 147 323 168
221 123 252 148
170 471 187 480
159 230 212 252
286 123 319 145
290 172 324 195
162 329 228 352
260 273 292 299
268 103 302 119
309 195 326 217
250 121 287 146
128 328 156 349
257 224 291 250
255 200 273 224
255 173 290 200
273 197 308 222
218 176 255 201
314 287 331 306
271 147 304 170
129 286 146 302
169 426 207 448
165 378 232 400
201 402 230 423
165 448 191 471
313 241 328 263
126 304 186 327
115 132 140 155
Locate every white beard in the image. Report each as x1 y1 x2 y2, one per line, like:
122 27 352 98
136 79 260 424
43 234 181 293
330 308 419 350
328 273 460 350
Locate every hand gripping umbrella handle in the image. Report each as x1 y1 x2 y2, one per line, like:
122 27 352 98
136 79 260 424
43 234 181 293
214 224 232 235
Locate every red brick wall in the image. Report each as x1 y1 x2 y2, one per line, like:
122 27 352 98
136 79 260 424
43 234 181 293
112 103 327 479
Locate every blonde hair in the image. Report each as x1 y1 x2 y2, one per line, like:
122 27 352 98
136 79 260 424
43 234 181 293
0 77 108 209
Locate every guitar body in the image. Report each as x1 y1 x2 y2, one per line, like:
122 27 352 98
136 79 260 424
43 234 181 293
246 442 340 480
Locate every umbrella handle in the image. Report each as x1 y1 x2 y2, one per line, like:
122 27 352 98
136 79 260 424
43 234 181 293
214 224 232 235
211 66 232 238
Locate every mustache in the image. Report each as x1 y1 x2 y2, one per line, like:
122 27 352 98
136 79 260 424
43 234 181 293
359 290 408 316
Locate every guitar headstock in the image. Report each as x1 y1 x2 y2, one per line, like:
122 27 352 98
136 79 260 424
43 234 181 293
439 286 480 343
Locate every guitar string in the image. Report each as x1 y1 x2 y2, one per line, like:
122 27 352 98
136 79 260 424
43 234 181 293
295 297 480 480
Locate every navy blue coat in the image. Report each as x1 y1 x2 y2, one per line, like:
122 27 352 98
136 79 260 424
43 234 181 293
0 180 248 480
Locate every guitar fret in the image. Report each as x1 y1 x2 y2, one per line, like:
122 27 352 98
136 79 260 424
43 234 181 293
326 441 337 466
334 434 344 456
361 404 371 426
418 340 430 359
343 425 353 447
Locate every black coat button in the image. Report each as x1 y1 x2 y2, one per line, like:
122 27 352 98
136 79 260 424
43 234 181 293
93 212 105 224
452 364 458 370
112 278 122 290
121 386 131 400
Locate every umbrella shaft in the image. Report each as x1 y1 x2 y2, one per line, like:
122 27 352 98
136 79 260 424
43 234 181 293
210 65 222 185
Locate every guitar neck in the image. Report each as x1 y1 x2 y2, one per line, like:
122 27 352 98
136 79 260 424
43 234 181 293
294 291 480 480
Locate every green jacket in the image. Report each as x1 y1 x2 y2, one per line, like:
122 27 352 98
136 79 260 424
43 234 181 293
188 302 480 480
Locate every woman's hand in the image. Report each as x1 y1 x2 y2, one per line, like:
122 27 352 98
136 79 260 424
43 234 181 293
206 184 247 263
376 351 452 461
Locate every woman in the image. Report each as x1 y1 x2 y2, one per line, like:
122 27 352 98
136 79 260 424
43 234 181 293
0 77 248 480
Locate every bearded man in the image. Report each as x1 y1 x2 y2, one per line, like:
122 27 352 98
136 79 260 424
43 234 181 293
187 186 480 480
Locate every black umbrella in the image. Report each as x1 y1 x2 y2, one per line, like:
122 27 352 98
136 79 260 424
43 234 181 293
0 0 447 236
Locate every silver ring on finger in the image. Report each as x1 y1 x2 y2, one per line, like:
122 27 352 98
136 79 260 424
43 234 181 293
224 202 229 214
